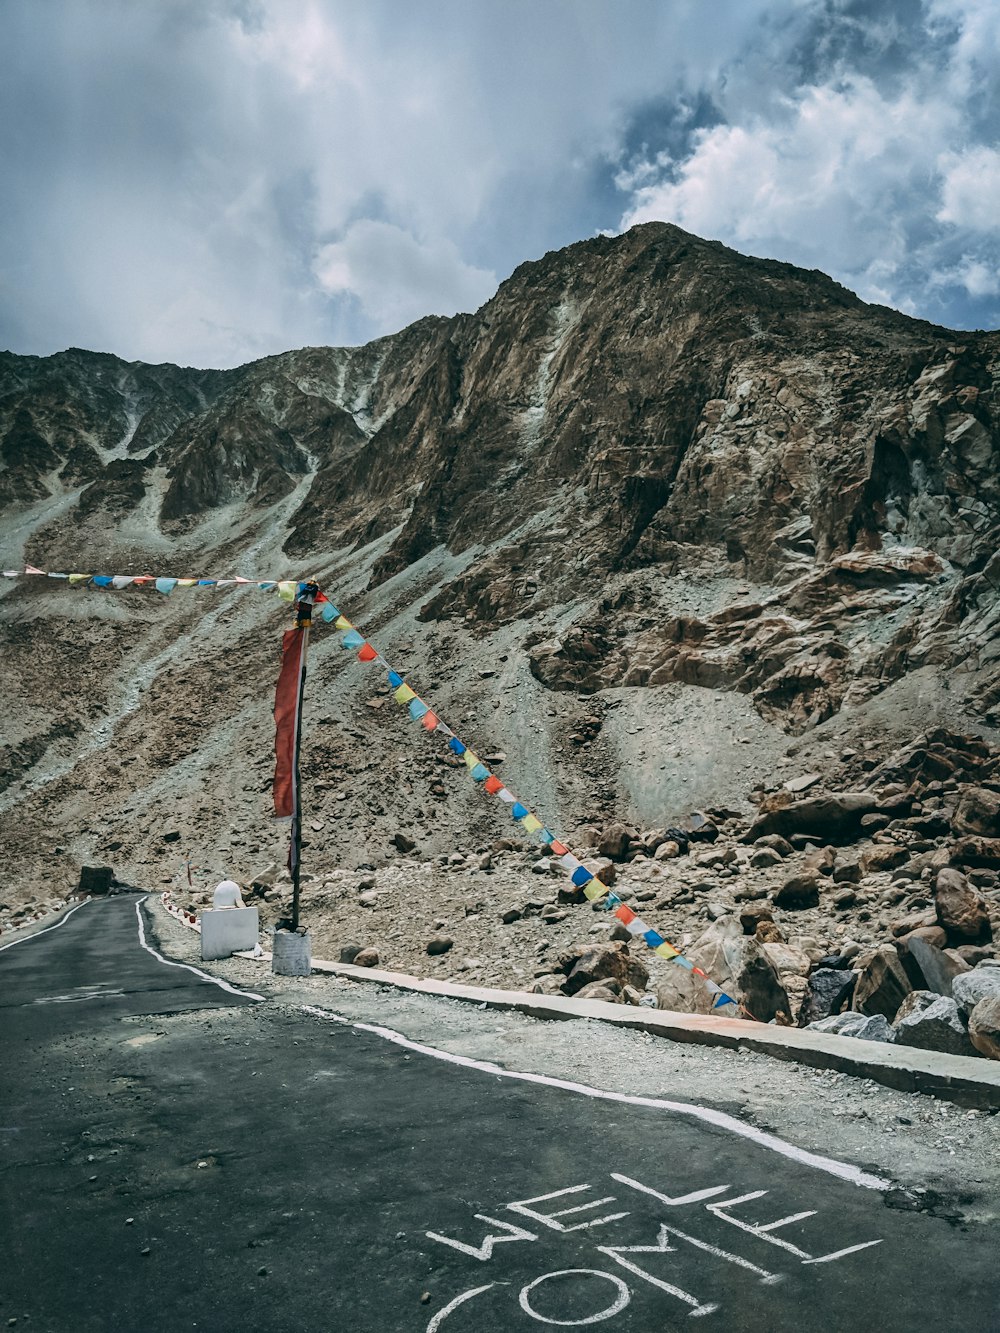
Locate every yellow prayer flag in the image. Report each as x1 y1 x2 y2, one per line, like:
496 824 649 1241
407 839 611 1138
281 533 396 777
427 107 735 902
522 814 543 834
655 942 679 959
335 615 352 630
276 580 297 601
463 751 480 770
584 882 609 901
176 579 198 589
68 573 91 585
393 683 417 704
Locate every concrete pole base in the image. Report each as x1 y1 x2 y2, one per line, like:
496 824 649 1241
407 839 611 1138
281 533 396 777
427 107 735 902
272 927 312 976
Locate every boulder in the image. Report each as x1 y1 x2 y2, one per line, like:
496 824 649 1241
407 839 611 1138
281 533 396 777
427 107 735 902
954 786 1000 837
933 867 992 944
563 941 649 996
593 859 617 886
338 943 364 964
754 834 794 857
951 837 1000 870
894 990 938 1023
597 824 634 861
831 853 862 884
803 846 837 876
808 1012 894 1043
353 948 380 968
530 974 566 996
745 793 877 843
425 936 453 955
860 845 910 876
968 997 1000 1060
852 945 913 1020
755 920 784 944
392 832 416 853
654 840 682 860
656 916 788 1021
901 935 970 997
898 924 947 950
797 968 855 1026
749 847 784 869
894 996 977 1057
773 875 820 910
573 979 624 1003
739 905 773 934
952 968 1000 1014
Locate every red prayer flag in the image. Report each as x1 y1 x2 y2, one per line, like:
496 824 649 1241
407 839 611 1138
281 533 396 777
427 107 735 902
484 775 503 795
357 643 377 662
549 839 569 857
273 627 307 819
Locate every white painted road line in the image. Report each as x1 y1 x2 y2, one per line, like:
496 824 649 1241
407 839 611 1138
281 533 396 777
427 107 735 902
301 1005 891 1192
0 899 92 952
135 897 266 1002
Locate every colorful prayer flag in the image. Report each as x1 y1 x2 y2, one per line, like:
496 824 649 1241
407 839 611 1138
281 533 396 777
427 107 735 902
448 738 466 756
571 866 594 887
154 577 176 595
470 763 490 781
394 684 417 704
357 643 377 663
511 801 529 819
522 814 543 833
409 699 429 720
484 776 503 795
654 942 679 959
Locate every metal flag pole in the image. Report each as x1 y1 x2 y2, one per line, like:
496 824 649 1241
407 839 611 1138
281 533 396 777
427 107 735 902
288 582 318 931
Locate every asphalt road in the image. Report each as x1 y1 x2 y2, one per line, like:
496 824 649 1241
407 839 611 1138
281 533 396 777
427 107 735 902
0 895 997 1332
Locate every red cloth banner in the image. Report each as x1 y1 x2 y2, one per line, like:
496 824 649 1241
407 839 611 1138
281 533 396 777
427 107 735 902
273 627 307 819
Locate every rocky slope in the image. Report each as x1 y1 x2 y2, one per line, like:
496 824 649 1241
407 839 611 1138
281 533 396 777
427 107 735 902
2 221 1000 1022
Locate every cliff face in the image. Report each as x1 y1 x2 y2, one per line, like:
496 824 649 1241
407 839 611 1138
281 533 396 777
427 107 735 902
2 222 999 906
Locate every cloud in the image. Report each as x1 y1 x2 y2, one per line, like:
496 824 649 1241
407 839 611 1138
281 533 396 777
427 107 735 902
937 147 1000 231
314 221 496 329
0 0 997 366
614 5 1000 331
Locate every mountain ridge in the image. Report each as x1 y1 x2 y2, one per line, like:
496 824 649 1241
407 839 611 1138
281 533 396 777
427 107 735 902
2 221 999 939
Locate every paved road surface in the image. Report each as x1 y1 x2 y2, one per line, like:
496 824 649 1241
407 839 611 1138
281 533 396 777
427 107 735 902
0 895 996 1332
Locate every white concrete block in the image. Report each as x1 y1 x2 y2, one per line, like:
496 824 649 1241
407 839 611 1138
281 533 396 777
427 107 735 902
200 907 260 961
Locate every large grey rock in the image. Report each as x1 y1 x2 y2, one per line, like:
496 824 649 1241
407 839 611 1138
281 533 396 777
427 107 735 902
656 916 788 1021
797 968 855 1027
894 996 977 1058
934 867 992 944
746 793 877 843
968 997 1000 1060
894 990 938 1023
808 1012 895 1043
596 823 634 861
772 874 820 910
572 979 625 1003
952 969 1000 1014
852 945 913 1020
903 935 971 997
564 941 649 996
954 786 1000 837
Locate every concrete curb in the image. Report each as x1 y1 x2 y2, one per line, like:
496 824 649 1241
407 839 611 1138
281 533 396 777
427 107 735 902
306 957 1000 1111
159 899 1000 1110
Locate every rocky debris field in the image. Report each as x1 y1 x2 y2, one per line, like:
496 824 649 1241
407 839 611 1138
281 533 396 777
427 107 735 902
118 726 1000 1063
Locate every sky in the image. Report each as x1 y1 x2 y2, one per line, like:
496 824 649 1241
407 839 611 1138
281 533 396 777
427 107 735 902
1 0 998 368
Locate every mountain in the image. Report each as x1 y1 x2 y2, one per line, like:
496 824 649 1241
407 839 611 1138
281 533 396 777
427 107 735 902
2 222 999 962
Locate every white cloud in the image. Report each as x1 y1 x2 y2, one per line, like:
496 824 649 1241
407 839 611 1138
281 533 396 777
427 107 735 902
616 62 999 325
937 147 1000 231
314 221 496 330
